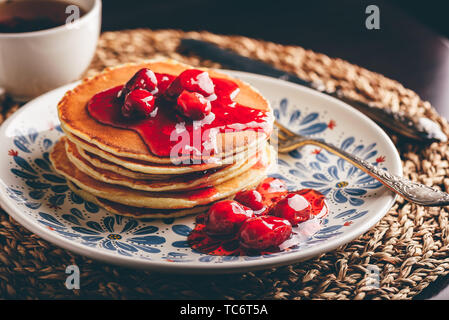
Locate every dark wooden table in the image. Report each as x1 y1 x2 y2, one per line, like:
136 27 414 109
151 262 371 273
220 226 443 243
100 0 449 299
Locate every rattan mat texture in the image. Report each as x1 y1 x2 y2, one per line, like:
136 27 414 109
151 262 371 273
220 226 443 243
1 29 449 300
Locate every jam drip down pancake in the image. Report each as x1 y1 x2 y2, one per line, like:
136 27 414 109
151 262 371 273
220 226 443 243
50 138 274 211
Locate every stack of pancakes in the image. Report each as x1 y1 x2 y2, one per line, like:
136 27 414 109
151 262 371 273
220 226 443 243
50 60 274 218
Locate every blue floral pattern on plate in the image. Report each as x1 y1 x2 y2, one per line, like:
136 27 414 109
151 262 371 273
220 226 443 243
0 73 400 272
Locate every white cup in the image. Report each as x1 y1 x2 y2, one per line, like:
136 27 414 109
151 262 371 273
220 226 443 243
0 0 102 101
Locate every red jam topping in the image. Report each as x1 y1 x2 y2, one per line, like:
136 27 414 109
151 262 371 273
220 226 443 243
165 69 215 99
239 216 292 250
295 188 327 217
87 68 273 162
234 189 265 212
176 90 211 120
271 193 312 226
204 200 253 236
188 178 329 256
187 186 219 201
122 89 156 118
255 177 289 214
118 68 158 98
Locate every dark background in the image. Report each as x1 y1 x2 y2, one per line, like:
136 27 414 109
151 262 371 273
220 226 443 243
391 0 449 38
100 0 449 119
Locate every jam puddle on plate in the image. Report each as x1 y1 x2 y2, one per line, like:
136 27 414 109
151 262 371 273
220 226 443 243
188 178 328 257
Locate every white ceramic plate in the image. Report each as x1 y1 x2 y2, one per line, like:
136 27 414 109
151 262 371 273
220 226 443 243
0 71 402 273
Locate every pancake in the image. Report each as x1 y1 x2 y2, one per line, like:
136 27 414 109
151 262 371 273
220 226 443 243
65 136 268 192
52 59 275 219
50 137 274 210
67 181 211 218
66 131 261 175
58 59 273 164
75 143 169 180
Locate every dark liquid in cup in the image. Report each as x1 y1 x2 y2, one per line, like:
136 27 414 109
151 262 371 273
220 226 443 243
0 1 87 33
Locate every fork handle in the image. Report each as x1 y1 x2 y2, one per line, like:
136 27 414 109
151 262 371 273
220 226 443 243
279 138 449 206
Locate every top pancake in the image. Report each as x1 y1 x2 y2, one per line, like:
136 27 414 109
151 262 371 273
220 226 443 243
58 59 273 164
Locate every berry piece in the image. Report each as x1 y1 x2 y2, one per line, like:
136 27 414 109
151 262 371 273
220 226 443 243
257 177 288 194
119 68 158 98
272 193 312 226
239 216 292 250
165 69 215 99
122 89 156 118
205 200 253 236
296 188 327 217
176 90 212 120
234 189 265 211
256 177 289 210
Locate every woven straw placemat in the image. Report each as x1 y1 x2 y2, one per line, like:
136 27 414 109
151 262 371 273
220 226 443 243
1 29 449 300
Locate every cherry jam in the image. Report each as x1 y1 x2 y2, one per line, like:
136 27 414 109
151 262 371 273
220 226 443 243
188 178 328 256
87 70 273 162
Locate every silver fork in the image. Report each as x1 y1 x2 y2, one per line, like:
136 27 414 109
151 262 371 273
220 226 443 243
274 121 449 207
